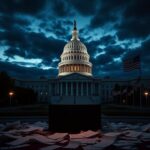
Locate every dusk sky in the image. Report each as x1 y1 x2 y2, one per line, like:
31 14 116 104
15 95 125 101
0 0 150 79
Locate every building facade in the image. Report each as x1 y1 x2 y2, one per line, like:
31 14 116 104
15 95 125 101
15 21 150 105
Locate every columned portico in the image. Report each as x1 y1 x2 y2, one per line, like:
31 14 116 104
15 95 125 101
57 81 99 97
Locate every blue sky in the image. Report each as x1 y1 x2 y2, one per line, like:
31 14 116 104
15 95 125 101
0 0 150 79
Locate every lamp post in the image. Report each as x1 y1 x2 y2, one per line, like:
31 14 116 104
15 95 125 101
144 92 148 106
9 92 14 106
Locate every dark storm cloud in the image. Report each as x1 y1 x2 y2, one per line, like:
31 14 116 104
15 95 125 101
99 35 116 46
0 24 65 70
44 20 73 39
69 0 98 16
0 0 150 79
0 11 31 32
90 0 126 28
0 0 46 15
84 40 101 57
91 45 124 66
0 61 57 79
3 29 65 65
117 0 150 40
4 47 26 58
101 62 121 72
94 54 112 64
106 45 125 57
50 0 73 17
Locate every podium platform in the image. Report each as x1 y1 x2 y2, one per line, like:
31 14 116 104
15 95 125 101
48 105 101 133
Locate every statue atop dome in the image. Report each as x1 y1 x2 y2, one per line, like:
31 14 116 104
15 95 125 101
71 20 79 41
74 20 77 30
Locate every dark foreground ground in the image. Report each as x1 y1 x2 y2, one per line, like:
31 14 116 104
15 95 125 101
0 104 150 150
0 116 150 150
0 104 150 116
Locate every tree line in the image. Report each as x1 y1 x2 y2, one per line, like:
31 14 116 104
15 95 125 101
0 71 37 107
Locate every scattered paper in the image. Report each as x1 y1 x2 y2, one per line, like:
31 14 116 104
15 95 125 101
8 136 31 146
64 141 80 149
123 130 142 138
104 132 123 137
93 136 116 148
0 144 30 150
71 137 99 145
48 133 68 140
142 123 150 132
1 121 149 150
40 145 61 150
70 130 100 139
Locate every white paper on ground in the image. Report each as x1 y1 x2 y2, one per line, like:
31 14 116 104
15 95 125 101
120 136 138 141
70 130 100 139
142 123 150 132
81 130 100 138
58 139 68 144
8 134 56 146
0 144 30 150
28 134 57 145
93 135 116 148
83 145 102 150
104 132 123 137
3 133 21 140
64 141 81 149
124 130 142 138
8 136 31 146
114 140 138 147
141 132 150 141
71 137 99 145
69 133 85 139
40 145 62 150
48 133 68 140
17 125 44 133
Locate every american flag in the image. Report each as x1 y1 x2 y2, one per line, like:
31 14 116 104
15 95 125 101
123 55 141 72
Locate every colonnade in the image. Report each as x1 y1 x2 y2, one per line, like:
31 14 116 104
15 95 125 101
52 81 99 96
59 64 91 73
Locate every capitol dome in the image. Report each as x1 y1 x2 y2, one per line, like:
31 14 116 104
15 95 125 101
58 20 92 76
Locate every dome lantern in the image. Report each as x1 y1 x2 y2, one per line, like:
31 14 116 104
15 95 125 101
71 20 79 41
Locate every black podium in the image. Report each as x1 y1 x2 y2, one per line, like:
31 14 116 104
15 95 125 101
48 105 101 133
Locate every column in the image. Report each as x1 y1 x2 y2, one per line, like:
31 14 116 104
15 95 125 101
87 82 88 96
66 82 68 96
71 82 73 96
60 82 62 96
90 82 92 96
57 82 59 95
91 82 94 96
81 82 83 96
76 82 78 96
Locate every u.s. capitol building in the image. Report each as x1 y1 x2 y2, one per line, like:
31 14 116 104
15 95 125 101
15 21 149 105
